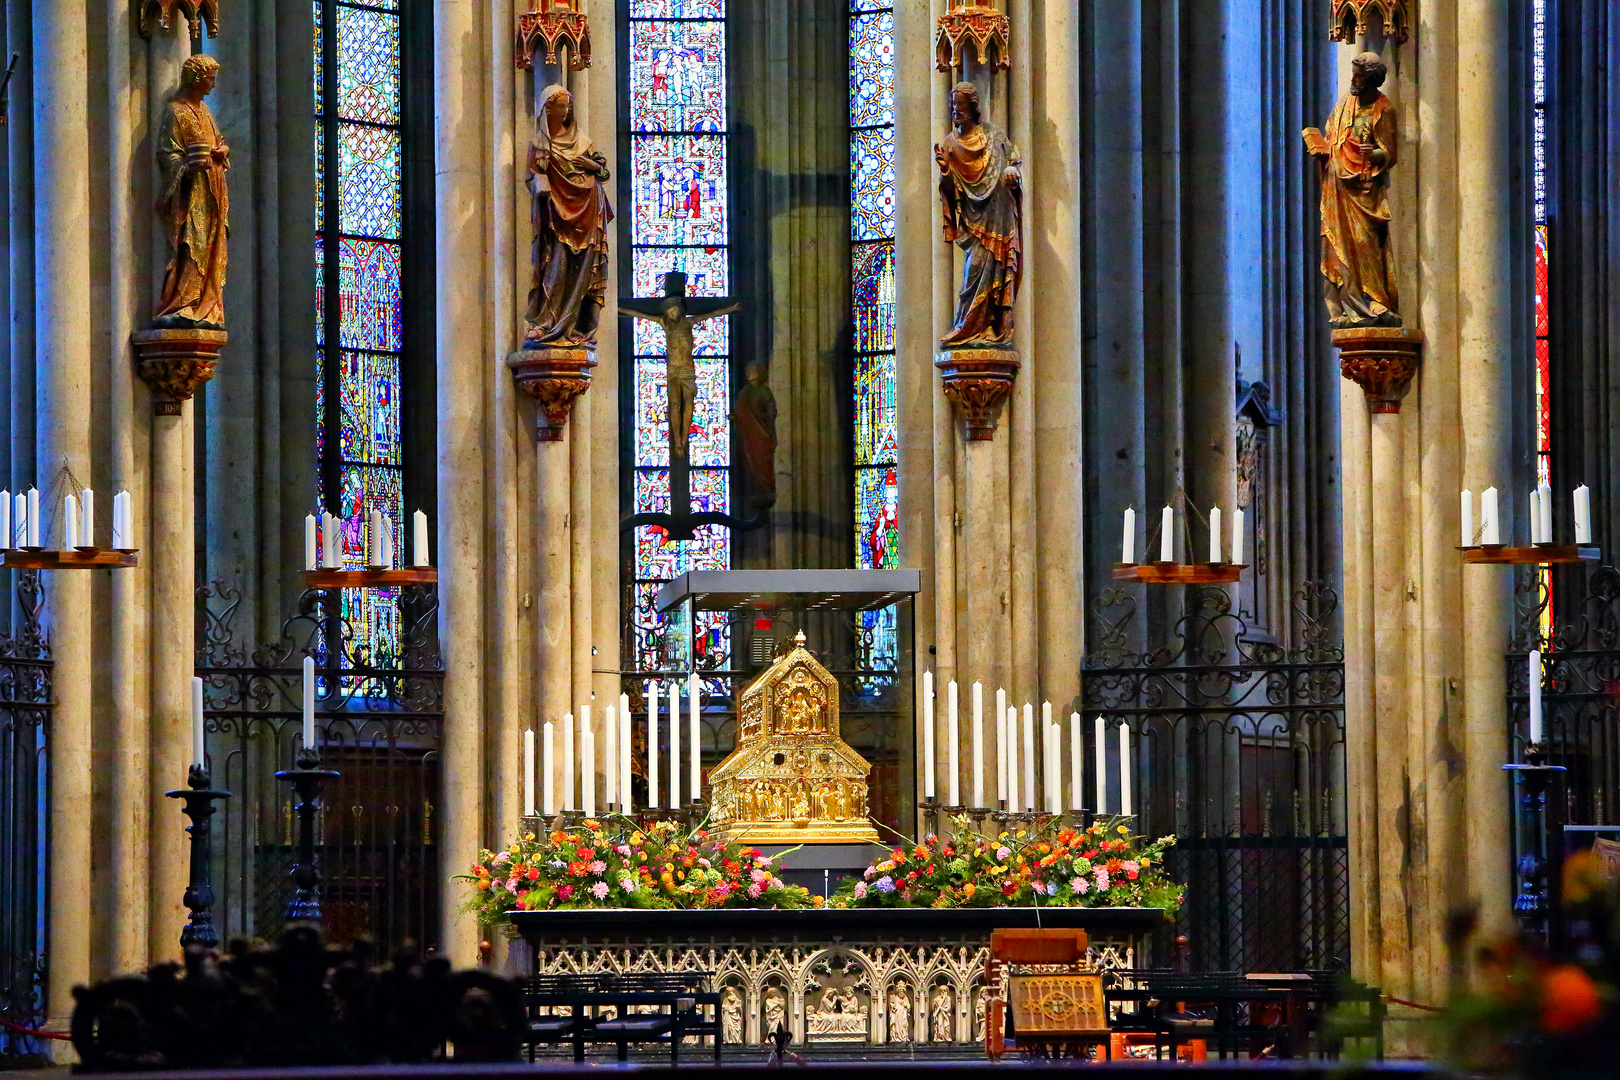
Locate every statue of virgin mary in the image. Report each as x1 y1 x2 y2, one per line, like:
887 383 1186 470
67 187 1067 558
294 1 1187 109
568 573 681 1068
525 84 613 347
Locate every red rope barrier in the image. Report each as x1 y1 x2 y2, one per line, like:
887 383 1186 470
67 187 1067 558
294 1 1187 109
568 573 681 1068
1384 994 1444 1013
0 1013 71 1040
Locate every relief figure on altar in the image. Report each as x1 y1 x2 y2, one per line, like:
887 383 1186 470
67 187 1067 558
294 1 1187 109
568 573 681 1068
935 81 1022 349
526 85 613 347
789 782 810 822
154 55 229 329
1303 52 1400 329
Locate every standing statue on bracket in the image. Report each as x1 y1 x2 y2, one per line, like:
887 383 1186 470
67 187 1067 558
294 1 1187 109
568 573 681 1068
733 361 777 514
1304 51 1400 329
935 80 1022 349
619 272 738 462
154 54 229 329
526 84 613 347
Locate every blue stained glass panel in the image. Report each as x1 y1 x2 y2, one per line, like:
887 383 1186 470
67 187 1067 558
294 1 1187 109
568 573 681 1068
315 125 325 230
848 12 895 129
630 0 723 17
631 247 728 298
850 0 889 11
852 240 894 352
315 235 326 344
336 6 400 124
338 239 402 351
629 20 726 133
339 464 403 559
855 465 899 570
633 357 670 466
338 122 402 238
633 311 726 356
851 126 896 241
631 134 728 245
314 3 324 112
339 350 401 465
854 350 897 467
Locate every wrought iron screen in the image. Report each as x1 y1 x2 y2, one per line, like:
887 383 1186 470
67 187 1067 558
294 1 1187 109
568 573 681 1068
1082 583 1348 973
0 574 50 1060
196 581 443 952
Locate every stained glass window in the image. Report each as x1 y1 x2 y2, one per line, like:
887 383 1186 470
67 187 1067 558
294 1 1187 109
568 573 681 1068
1532 0 1552 635
317 0 405 663
626 0 732 675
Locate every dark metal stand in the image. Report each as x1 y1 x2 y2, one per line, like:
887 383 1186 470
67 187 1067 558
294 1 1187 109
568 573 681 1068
276 747 341 923
165 763 231 949
917 797 941 837
1503 743 1566 945
685 796 710 831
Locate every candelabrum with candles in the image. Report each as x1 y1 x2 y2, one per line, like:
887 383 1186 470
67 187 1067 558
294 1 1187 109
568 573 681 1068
1113 499 1249 584
276 746 342 923
301 507 437 586
1503 742 1566 946
165 763 231 949
1458 483 1601 565
2 486 139 569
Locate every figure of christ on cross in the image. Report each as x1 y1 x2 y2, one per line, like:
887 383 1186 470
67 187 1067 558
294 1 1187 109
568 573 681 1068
619 271 739 462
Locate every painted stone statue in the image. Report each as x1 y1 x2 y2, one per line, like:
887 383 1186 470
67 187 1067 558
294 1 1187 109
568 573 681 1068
1303 52 1400 328
154 54 229 329
526 84 613 347
935 80 1022 349
733 361 777 513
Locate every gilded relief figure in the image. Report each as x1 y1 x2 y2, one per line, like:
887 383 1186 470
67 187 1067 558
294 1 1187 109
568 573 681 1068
154 55 229 329
1304 52 1400 328
935 81 1022 348
526 85 613 346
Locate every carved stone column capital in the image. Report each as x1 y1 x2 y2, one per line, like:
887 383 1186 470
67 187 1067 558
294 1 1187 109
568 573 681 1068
1328 0 1409 44
1332 326 1424 414
131 328 226 415
138 0 219 39
508 346 597 441
935 347 1019 440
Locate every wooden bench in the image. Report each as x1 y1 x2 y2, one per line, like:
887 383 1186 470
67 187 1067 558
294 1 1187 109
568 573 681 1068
521 971 722 1064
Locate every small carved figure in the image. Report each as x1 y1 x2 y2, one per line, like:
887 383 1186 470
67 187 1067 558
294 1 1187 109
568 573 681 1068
620 272 739 461
973 986 988 1043
154 55 229 329
1303 52 1400 328
733 361 777 513
721 985 744 1045
762 986 787 1040
789 782 810 822
930 985 953 1043
935 81 1022 348
526 84 613 346
887 982 912 1043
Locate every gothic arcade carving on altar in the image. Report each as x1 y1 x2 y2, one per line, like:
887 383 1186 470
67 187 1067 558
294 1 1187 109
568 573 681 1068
709 631 880 844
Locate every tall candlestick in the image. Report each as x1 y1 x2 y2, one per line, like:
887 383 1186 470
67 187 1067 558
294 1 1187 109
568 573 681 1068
1121 506 1136 564
993 686 1006 802
1232 508 1245 565
1159 505 1174 563
1574 485 1592 544
1481 486 1500 545
946 685 959 808
542 721 556 816
192 676 206 767
1528 649 1543 745
668 683 681 808
1022 703 1035 813
413 509 430 567
603 704 618 808
646 682 660 808
1460 490 1474 547
1538 481 1553 544
26 487 38 547
302 655 316 748
304 514 317 569
689 672 701 799
1069 712 1083 811
619 702 632 813
922 670 935 798
562 712 575 811
62 493 78 550
0 491 10 550
1528 490 1543 544
1041 702 1054 812
524 729 536 816
1208 506 1222 563
1094 715 1107 814
1119 723 1133 816
581 727 595 818
1006 706 1019 811
80 488 93 547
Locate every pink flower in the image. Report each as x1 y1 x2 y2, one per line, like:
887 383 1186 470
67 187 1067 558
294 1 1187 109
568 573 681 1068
1031 881 1046 895
492 879 507 893
853 882 868 899
589 859 607 874
750 868 767 883
1072 877 1089 894
1093 869 1110 890
755 855 773 868
747 882 764 899
506 876 521 892
492 851 512 865
591 881 609 900
1122 860 1139 874
614 844 631 856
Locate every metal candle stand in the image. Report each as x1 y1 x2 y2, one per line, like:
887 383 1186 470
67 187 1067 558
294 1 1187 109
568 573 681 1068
1502 743 1566 945
166 763 231 949
276 746 341 923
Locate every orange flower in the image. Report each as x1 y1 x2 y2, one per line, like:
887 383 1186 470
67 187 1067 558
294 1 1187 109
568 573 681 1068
963 883 976 898
1541 964 1602 1034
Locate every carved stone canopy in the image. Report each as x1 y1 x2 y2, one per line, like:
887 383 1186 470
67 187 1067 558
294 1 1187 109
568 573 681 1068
517 0 591 71
935 1 1010 73
1329 0 1409 45
139 0 219 39
1332 326 1424 414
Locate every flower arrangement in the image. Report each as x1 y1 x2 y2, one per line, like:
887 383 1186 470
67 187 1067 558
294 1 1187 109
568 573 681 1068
828 816 1183 912
459 818 816 926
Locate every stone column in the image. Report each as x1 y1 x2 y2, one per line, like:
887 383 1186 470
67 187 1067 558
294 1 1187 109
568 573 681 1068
34 0 94 1031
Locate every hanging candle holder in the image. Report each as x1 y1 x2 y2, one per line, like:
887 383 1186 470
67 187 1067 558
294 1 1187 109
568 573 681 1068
298 508 437 588
1457 484 1602 566
1112 490 1248 585
1 482 138 570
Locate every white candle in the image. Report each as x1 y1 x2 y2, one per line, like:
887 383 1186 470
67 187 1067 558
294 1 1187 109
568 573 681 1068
1538 481 1553 544
668 683 681 808
370 509 384 566
946 685 959 807
1119 723 1133 816
413 509 430 567
381 513 394 569
1231 508 1245 565
114 490 131 550
619 701 632 813
191 675 206 768
302 655 316 748
304 514 317 569
922 670 935 798
80 488 93 547
1159 505 1174 563
1481 486 1500 545
993 686 1006 802
1121 506 1136 564
1529 649 1543 745
1095 715 1108 814
647 681 660 808
1574 485 1592 544
62 493 78 550
1208 506 1222 564
1460 490 1475 547
1022 703 1035 812
1529 490 1543 545
689 672 701 799
562 712 575 811
581 727 595 817
13 492 25 548
603 704 617 808
320 512 335 567
524 728 536 816
1070 712 1083 811
1006 706 1019 811
26 487 38 547
0 491 10 550
542 720 556 816
1041 702 1054 812
967 682 983 807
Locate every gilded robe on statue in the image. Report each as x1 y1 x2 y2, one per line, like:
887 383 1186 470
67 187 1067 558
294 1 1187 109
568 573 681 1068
526 84 613 347
937 82 1022 349
154 55 229 329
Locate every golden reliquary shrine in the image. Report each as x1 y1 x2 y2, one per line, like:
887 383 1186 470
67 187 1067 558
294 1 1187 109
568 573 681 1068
708 632 881 845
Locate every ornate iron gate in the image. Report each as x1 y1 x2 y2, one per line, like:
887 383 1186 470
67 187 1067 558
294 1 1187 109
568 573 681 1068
1082 583 1349 972
0 574 51 1060
196 582 444 952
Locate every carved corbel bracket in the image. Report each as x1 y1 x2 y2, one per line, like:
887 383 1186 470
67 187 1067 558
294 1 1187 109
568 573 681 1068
138 0 219 39
1328 0 1410 45
935 347 1019 441
517 0 591 71
508 346 597 441
934 2 1010 73
131 328 226 416
1332 326 1424 414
